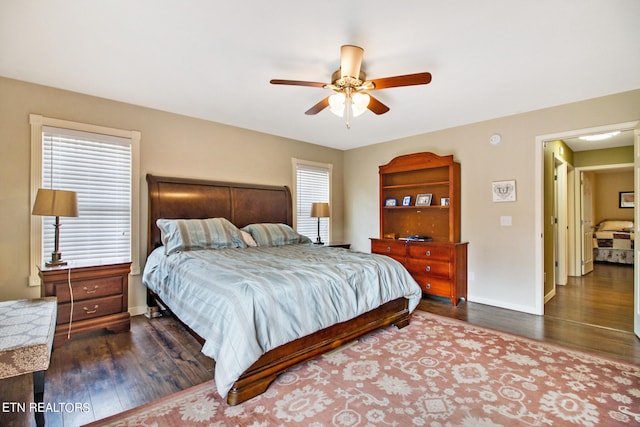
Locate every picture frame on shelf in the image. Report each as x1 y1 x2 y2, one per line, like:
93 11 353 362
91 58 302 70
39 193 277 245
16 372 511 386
402 195 412 206
385 198 397 207
415 193 432 206
441 197 450 206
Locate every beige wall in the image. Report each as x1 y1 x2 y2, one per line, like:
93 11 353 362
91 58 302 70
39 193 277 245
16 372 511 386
344 89 640 314
0 77 345 312
594 170 635 224
3 75 640 317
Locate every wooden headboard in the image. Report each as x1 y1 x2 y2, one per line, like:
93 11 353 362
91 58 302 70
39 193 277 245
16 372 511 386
146 174 293 254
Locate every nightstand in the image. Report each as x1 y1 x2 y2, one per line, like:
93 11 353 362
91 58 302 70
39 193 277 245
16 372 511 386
325 242 351 249
38 260 131 347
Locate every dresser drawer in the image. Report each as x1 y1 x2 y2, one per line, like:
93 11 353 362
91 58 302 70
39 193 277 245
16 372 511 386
54 276 124 303
411 274 452 296
407 243 451 261
405 257 451 278
371 239 406 258
56 295 124 324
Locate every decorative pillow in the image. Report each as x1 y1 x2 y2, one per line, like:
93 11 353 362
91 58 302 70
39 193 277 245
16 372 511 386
157 217 246 254
598 220 634 232
242 223 312 246
240 230 258 247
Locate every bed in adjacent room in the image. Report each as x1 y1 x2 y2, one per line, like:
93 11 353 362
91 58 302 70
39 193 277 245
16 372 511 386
593 220 634 265
142 174 422 405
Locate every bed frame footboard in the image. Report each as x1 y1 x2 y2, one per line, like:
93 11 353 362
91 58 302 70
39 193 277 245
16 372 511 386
227 297 410 405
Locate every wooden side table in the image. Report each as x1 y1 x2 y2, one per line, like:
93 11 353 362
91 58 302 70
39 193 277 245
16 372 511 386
39 260 131 347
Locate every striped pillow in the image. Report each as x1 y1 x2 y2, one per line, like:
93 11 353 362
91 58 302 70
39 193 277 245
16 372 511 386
242 223 312 246
157 217 247 254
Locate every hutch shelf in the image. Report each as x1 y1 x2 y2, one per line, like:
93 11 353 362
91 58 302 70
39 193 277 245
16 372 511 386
371 152 468 305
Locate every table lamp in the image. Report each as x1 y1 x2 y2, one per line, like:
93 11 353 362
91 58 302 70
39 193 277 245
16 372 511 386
310 202 330 245
32 188 78 267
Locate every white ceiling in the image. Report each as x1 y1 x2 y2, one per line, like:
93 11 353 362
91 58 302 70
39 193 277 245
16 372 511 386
1 1 639 150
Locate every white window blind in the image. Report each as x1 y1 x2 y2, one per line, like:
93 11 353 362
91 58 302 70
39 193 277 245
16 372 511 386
41 126 132 266
295 161 330 243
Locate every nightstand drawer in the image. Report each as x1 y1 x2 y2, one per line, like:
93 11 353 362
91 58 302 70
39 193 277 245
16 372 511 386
54 276 124 303
405 257 451 278
56 295 124 324
407 243 451 261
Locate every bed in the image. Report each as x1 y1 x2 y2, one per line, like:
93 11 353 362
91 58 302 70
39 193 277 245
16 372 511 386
142 174 422 405
593 220 634 265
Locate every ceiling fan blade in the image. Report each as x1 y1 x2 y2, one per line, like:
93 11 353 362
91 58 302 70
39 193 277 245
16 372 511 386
270 79 327 88
340 45 364 79
370 72 432 90
305 97 330 115
366 94 390 115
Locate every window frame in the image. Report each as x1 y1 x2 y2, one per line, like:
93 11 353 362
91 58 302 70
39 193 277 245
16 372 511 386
29 114 141 286
292 158 333 243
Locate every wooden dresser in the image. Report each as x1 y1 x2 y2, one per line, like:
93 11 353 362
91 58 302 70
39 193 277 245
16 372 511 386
371 152 468 305
39 260 131 347
372 239 467 305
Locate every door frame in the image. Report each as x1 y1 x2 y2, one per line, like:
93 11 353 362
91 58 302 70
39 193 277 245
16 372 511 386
535 121 640 323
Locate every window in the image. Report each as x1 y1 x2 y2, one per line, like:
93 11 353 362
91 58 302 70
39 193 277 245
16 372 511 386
29 115 140 285
293 159 332 243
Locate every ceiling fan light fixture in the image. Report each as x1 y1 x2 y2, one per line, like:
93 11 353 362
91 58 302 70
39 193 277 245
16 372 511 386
352 92 370 116
328 92 370 118
329 93 346 116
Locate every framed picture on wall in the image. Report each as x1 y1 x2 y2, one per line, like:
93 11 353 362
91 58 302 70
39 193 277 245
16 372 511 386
619 191 634 208
492 180 516 202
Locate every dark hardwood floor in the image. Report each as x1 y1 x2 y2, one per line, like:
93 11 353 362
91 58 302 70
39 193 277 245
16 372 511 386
2 262 639 426
418 261 639 364
545 262 634 332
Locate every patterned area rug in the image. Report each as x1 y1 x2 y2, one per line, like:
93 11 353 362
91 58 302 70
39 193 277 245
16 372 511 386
85 311 640 426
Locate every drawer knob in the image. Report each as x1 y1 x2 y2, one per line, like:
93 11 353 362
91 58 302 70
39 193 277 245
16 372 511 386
426 266 431 272
83 285 99 294
425 250 431 256
426 283 431 289
83 305 99 314
386 246 391 253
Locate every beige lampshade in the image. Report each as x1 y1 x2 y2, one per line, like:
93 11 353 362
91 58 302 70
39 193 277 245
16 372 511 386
310 202 330 218
32 188 78 217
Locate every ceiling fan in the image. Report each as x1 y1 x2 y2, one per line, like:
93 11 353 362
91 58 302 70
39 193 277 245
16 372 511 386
270 45 432 128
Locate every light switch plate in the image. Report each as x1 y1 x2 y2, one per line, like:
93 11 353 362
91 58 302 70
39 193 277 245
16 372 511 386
500 215 512 226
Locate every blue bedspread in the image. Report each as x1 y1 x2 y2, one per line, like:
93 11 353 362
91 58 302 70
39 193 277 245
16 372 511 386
143 244 421 398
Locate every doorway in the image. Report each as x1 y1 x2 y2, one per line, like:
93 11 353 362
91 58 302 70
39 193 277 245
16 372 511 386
536 122 640 338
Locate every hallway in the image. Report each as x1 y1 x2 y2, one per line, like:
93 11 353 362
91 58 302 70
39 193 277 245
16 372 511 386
545 262 634 333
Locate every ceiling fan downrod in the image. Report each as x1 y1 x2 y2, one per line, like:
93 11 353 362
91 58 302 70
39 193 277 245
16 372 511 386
345 87 352 129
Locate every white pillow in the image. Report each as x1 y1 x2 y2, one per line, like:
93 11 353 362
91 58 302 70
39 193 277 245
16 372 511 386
598 220 634 232
240 230 258 247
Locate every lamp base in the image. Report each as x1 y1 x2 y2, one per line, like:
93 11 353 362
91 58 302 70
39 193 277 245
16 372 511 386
314 237 324 245
45 252 67 267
